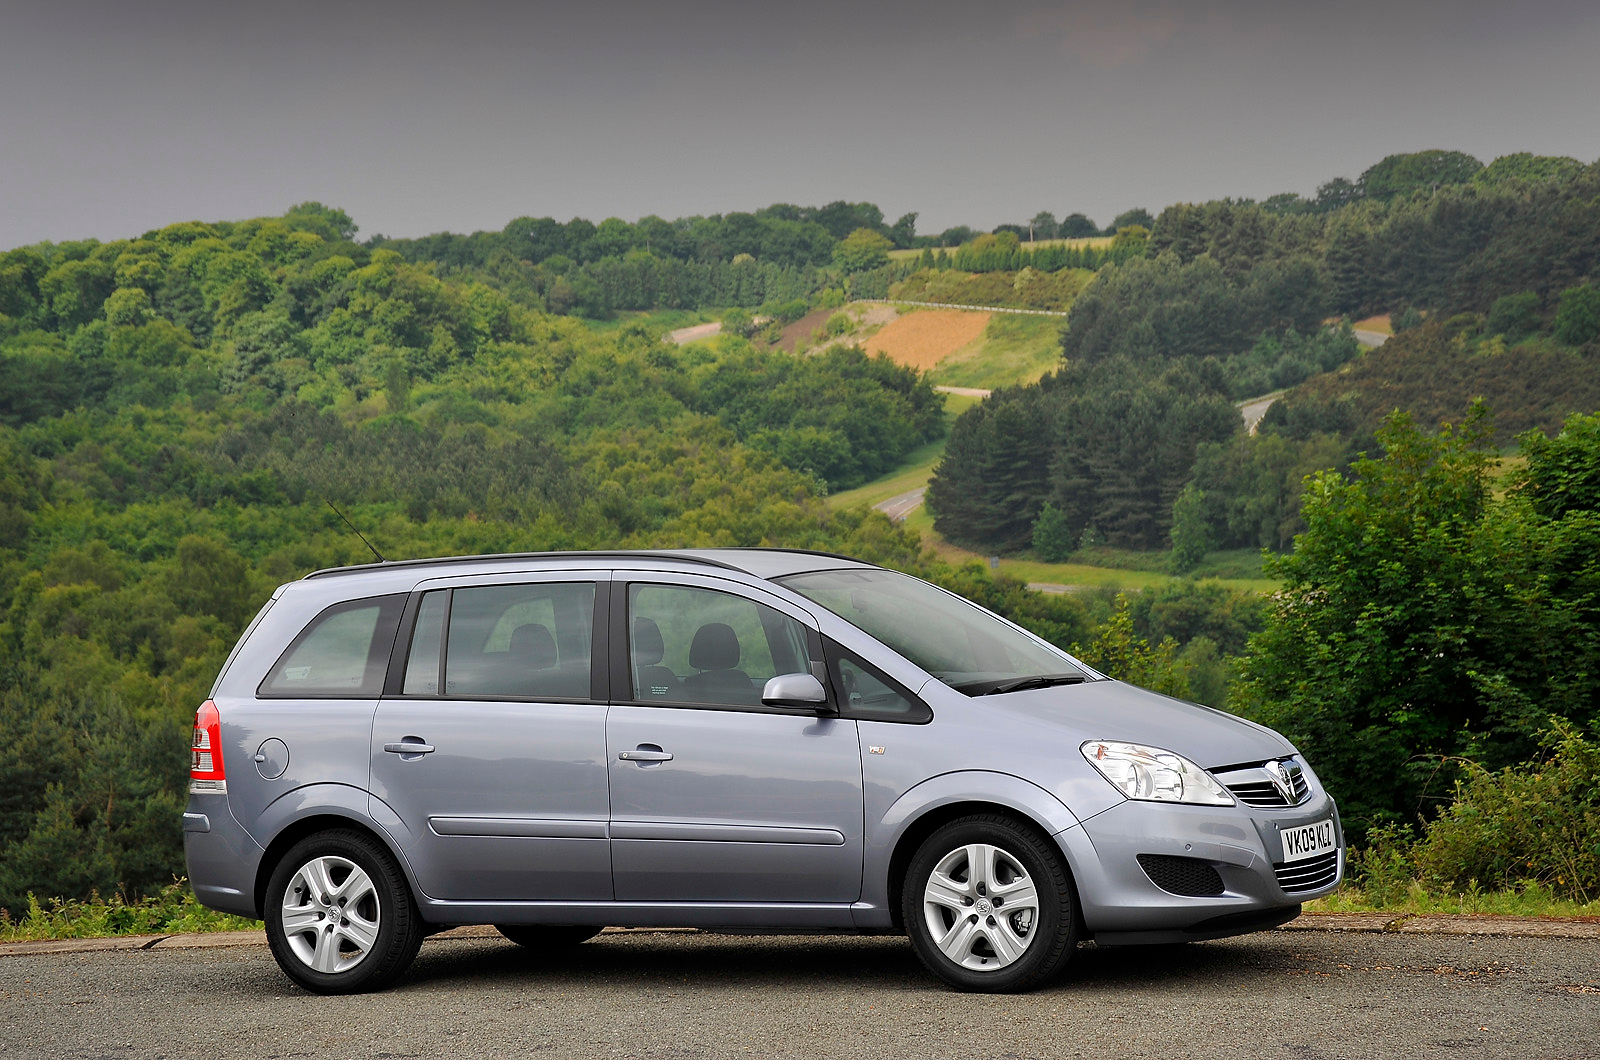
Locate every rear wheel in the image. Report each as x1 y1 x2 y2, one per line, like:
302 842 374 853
264 829 424 994
902 815 1079 992
494 924 603 950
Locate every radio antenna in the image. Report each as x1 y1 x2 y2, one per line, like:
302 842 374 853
324 498 386 564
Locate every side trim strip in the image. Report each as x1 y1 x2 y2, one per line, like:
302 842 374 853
610 821 847 845
429 817 607 840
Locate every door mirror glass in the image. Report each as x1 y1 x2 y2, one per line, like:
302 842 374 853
761 672 829 710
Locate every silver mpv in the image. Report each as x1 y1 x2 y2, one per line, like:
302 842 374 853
184 549 1342 993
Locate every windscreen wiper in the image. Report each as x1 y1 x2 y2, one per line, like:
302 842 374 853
966 672 1088 696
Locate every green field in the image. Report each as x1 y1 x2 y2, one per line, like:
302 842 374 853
926 313 1063 390
580 307 717 333
888 236 1114 262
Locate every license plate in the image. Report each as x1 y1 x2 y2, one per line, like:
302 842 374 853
1279 819 1336 863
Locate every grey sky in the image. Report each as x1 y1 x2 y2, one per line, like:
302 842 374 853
2 0 1598 249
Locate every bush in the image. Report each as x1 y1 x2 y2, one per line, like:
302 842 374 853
1411 724 1600 901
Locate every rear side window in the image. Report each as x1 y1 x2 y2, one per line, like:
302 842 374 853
400 582 597 700
258 595 406 697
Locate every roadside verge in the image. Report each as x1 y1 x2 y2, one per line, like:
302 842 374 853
4 914 1597 957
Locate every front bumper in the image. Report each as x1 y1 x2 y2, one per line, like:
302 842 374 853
1058 792 1343 945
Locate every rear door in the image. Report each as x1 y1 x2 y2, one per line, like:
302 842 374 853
370 572 612 902
605 574 864 904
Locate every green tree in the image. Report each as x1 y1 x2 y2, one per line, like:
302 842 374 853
1167 484 1211 573
1031 502 1074 561
1237 408 1497 837
1060 213 1098 238
1486 291 1540 339
1554 284 1600 346
1358 150 1483 200
831 228 893 273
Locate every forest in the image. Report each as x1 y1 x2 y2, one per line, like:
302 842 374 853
5 147 1600 918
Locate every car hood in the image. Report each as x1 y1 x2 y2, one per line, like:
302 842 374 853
989 679 1294 769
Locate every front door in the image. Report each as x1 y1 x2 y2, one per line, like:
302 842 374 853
606 577 864 904
370 575 611 902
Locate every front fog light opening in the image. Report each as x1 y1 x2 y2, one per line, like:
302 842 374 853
1081 740 1234 806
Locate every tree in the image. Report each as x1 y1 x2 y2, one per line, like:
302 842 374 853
1554 284 1600 346
1029 212 1059 242
1032 502 1073 561
1059 213 1098 238
889 212 919 249
1167 484 1211 573
1104 208 1153 235
1358 150 1483 201
1486 292 1540 339
831 228 893 274
1236 408 1498 836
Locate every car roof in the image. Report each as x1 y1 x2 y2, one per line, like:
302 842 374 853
301 547 877 584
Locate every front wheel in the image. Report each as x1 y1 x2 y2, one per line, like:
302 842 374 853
902 815 1079 992
264 829 424 994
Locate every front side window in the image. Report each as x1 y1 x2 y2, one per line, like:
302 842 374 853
402 582 596 700
627 583 810 707
831 646 931 723
259 595 406 697
778 568 1090 697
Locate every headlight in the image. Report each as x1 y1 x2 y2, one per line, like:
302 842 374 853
1081 740 1234 806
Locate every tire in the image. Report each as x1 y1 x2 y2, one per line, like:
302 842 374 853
901 814 1079 992
494 925 603 950
264 829 425 995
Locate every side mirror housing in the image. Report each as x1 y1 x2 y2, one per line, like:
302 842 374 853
761 672 831 712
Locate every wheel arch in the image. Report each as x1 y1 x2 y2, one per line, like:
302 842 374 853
874 773 1084 933
253 812 410 919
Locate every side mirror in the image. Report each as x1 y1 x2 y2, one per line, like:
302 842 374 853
761 672 831 712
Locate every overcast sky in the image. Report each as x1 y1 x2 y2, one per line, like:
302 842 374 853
2 0 1597 249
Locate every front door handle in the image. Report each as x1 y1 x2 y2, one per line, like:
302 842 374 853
383 739 435 755
618 747 673 762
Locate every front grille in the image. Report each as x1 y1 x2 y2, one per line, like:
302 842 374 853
1138 854 1225 897
1275 849 1339 894
1225 767 1310 807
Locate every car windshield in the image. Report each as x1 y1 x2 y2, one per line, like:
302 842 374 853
777 568 1096 696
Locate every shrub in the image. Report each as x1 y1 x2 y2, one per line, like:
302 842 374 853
1031 502 1073 561
1411 724 1600 902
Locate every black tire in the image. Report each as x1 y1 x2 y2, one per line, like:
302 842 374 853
494 924 603 950
264 828 425 995
901 814 1079 992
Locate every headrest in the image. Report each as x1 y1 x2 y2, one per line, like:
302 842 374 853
509 623 557 669
633 617 666 666
688 622 741 671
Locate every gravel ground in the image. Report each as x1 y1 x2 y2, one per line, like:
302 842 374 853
3 930 1598 1059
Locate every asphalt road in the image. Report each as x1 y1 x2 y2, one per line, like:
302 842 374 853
874 486 927 522
4 930 1598 1059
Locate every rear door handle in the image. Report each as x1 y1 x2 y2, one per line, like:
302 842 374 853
383 740 435 755
618 748 673 762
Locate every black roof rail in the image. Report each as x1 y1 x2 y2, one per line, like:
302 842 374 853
302 550 749 581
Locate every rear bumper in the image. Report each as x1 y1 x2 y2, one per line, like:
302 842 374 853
1058 793 1343 945
182 794 266 918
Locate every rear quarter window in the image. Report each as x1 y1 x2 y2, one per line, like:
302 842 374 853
258 594 406 697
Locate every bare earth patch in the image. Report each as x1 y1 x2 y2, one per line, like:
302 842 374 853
865 309 991 371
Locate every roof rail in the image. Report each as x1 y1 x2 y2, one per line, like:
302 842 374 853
302 550 748 581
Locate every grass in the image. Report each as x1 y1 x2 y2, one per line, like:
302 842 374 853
579 307 716 334
928 314 1063 390
0 883 259 942
1306 881 1600 919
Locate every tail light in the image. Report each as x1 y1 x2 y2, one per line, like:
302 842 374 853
190 700 227 795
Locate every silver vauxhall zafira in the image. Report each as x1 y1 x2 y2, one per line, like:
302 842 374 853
183 549 1342 993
